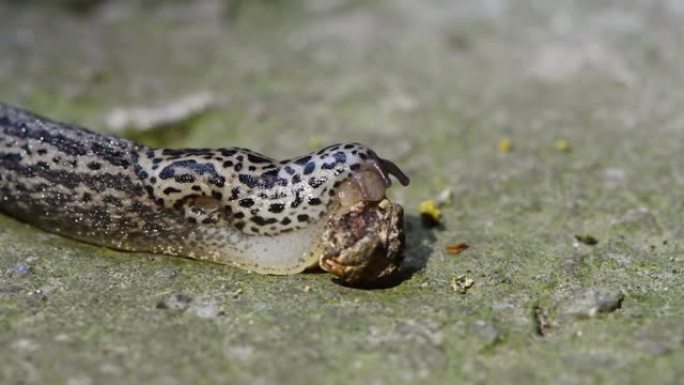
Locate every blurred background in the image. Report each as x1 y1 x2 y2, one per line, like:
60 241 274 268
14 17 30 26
1 1 683 384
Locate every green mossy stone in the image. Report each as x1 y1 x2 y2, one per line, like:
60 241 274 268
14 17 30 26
1 1 683 384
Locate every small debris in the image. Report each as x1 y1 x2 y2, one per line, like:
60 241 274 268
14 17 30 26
156 293 193 311
445 243 469 255
497 137 512 153
8 263 31 276
11 338 39 352
189 297 222 319
450 275 474 294
105 91 218 132
575 234 599 246
532 305 555 336
558 288 624 319
435 188 453 207
418 199 441 227
602 167 626 187
554 138 571 152
302 285 312 293
232 288 243 299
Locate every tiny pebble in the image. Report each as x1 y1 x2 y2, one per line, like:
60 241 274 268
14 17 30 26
451 275 474 294
156 293 193 310
558 288 624 319
575 234 599 246
554 138 571 152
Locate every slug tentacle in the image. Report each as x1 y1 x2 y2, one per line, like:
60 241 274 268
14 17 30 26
0 103 409 281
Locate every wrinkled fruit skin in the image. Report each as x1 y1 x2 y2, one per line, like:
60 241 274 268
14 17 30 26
319 199 405 285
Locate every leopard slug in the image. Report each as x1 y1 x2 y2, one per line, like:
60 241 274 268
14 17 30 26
0 103 409 277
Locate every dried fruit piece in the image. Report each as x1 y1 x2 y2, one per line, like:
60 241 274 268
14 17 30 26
445 243 469 255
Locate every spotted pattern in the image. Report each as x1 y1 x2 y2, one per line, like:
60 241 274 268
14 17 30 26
0 103 404 273
135 141 374 236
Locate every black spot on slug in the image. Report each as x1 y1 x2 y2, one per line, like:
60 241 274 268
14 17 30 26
303 162 316 175
90 142 130 168
247 153 271 163
308 176 326 188
333 151 346 163
290 191 303 208
307 197 322 205
251 216 278 226
239 198 255 207
238 174 260 188
294 155 311 165
175 174 195 183
268 203 285 213
163 187 181 195
87 161 102 171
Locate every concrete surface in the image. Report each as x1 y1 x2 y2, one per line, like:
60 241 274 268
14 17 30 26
1 1 683 384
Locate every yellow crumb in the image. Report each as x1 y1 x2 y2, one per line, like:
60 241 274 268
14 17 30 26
497 137 512 153
554 138 571 152
418 200 441 222
302 285 312 293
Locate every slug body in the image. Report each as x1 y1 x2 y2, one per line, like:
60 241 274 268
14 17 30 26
0 103 409 278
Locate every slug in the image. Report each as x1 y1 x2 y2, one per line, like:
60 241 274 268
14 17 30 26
0 103 409 283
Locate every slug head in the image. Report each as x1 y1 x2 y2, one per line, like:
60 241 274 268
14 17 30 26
336 154 410 208
319 151 409 284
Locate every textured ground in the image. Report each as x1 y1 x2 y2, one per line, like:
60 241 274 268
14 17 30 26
1 1 683 384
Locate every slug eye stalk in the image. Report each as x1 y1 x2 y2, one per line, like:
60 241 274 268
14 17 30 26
378 158 410 187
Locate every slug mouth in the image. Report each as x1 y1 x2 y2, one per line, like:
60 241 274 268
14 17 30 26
336 156 410 208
